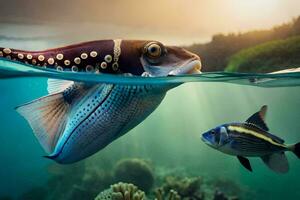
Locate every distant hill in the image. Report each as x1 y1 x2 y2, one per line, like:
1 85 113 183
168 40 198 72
225 36 300 73
186 17 300 72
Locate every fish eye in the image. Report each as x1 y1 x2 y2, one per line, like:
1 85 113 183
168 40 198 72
144 42 162 58
211 130 215 134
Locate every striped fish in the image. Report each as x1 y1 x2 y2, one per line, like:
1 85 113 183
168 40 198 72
201 105 300 173
0 39 201 164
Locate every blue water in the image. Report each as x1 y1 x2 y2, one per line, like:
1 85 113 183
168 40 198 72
1 58 300 87
0 58 300 199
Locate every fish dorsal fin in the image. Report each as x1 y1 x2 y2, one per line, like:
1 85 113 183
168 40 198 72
246 105 269 131
237 156 253 172
261 153 289 173
47 79 74 94
16 92 70 154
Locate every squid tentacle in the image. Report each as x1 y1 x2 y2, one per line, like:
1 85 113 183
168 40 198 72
0 40 121 74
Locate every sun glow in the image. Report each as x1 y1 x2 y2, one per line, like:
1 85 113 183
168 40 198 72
221 0 284 31
232 0 281 18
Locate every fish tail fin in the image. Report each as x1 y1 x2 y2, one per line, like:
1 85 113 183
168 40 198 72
15 92 70 154
288 142 300 158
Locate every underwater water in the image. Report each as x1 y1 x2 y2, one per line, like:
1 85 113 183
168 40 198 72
0 51 300 199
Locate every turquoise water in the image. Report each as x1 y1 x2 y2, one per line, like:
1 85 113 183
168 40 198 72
1 58 300 87
0 59 300 199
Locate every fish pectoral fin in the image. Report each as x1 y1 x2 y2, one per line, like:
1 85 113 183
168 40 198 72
237 156 253 172
16 91 70 154
261 153 289 173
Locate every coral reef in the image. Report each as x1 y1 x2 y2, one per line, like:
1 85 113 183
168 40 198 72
94 181 239 200
160 176 203 200
114 158 154 193
18 157 243 200
95 182 145 200
154 188 181 200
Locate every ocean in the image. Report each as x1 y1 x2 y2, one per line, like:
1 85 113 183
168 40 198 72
0 40 300 200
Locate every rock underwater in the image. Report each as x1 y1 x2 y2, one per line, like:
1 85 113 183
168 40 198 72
114 158 155 193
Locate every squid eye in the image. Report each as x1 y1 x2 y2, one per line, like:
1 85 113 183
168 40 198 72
145 43 162 58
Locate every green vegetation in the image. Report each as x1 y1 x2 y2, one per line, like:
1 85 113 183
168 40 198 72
186 16 300 72
225 36 300 73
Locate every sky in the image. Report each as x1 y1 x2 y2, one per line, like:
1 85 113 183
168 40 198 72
0 0 300 45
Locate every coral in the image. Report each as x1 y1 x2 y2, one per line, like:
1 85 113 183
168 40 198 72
114 158 154 193
161 176 203 199
154 188 181 200
95 182 146 200
18 158 242 200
